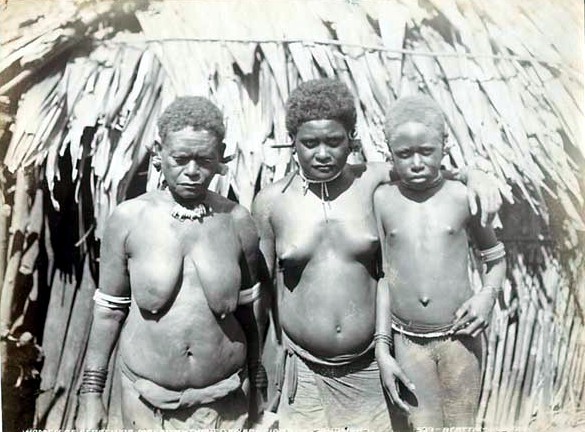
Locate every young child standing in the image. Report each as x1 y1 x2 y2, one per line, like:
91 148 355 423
373 95 506 429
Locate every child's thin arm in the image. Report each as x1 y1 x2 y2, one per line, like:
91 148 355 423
373 188 415 412
453 214 507 337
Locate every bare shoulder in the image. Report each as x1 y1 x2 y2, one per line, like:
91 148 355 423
373 182 400 201
359 162 393 184
373 183 401 218
101 192 162 243
251 173 293 217
205 190 239 214
443 179 468 202
106 192 158 226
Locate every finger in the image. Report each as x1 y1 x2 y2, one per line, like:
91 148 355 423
458 319 482 336
468 191 478 216
389 385 410 414
501 183 514 204
471 325 486 338
395 369 416 392
454 304 469 321
480 194 489 226
493 188 502 211
452 313 473 333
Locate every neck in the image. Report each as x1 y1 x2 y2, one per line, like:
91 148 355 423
399 175 445 200
165 188 207 209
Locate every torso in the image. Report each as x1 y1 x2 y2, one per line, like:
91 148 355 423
118 191 247 390
376 180 473 326
268 163 390 358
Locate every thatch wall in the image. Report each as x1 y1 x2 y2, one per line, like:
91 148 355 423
1 1 584 431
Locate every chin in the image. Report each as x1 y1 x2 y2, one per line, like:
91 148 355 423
177 190 207 202
307 169 341 181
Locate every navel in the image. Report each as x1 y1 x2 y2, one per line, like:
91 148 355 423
446 226 454 235
336 325 342 333
420 296 430 307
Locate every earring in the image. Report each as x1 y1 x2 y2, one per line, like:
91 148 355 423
442 131 452 155
218 163 228 176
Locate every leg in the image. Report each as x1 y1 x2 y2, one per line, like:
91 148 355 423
437 335 483 427
277 354 328 429
119 373 164 429
394 332 444 429
315 356 394 430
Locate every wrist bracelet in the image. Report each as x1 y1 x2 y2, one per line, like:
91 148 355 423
249 363 268 389
79 367 108 394
374 333 393 350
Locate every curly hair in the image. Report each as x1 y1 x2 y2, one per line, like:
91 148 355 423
384 95 446 144
285 79 357 135
157 96 225 142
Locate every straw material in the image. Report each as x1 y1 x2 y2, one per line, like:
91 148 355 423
0 0 583 429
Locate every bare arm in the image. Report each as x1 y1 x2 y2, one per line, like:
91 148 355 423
453 212 507 337
251 186 279 339
373 187 415 413
231 205 267 420
387 156 512 226
76 203 132 429
232 205 264 366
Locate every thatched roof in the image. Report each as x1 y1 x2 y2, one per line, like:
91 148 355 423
2 0 584 237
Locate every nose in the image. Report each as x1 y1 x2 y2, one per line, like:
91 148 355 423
185 160 201 179
411 154 424 172
315 145 331 163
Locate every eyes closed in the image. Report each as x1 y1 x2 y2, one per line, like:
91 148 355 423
393 146 440 159
171 155 217 166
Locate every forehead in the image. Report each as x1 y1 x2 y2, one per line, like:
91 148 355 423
163 127 221 153
389 121 441 148
296 119 347 137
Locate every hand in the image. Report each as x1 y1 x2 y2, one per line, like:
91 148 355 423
452 289 497 337
467 170 513 226
377 353 415 413
247 363 267 424
75 392 107 430
247 387 265 425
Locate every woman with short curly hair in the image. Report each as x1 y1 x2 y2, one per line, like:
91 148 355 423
253 78 502 430
76 96 265 430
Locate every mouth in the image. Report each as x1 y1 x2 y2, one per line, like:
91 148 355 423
312 165 336 172
178 183 204 189
408 176 429 182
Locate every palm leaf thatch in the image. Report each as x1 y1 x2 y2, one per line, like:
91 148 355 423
0 0 583 430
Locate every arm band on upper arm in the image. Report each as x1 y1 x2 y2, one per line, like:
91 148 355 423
238 282 261 305
479 242 506 263
93 289 131 310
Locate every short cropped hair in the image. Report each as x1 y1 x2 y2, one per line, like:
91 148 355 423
157 96 225 142
285 79 357 135
384 95 446 144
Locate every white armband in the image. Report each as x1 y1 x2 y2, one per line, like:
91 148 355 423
479 242 506 263
238 282 262 305
94 289 131 310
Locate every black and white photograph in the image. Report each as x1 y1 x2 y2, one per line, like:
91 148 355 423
0 0 584 431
